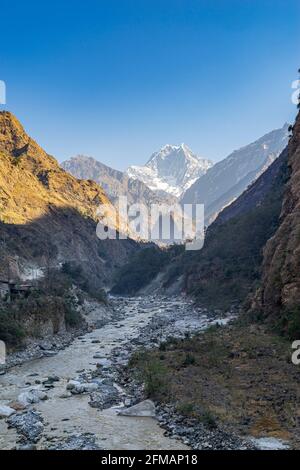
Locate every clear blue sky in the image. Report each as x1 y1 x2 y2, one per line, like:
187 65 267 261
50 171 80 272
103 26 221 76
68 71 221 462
0 0 299 169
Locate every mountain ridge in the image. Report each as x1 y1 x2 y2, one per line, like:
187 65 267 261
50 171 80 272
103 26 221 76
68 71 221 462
112 133 290 307
0 111 139 287
127 143 213 197
253 110 300 337
182 124 289 224
62 154 178 209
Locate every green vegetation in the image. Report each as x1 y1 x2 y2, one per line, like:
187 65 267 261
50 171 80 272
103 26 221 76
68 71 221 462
276 306 300 340
0 307 25 346
163 153 290 310
129 350 168 399
0 258 110 351
0 269 83 350
182 352 196 366
61 262 108 303
112 151 290 310
111 245 183 295
129 323 298 440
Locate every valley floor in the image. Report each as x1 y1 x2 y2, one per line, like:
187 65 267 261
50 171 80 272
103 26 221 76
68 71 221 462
0 296 210 450
0 296 298 450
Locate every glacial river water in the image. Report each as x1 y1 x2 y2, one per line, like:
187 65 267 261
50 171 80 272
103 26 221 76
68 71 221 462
0 297 198 450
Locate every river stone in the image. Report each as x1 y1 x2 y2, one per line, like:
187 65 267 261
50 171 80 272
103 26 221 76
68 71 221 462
91 378 105 386
66 380 81 391
46 375 60 384
39 341 53 351
76 383 99 394
18 389 48 406
118 400 156 418
7 410 44 443
249 437 290 450
89 384 120 410
0 405 16 418
82 383 99 393
16 444 37 450
43 351 56 357
71 384 86 394
47 433 101 450
8 401 26 411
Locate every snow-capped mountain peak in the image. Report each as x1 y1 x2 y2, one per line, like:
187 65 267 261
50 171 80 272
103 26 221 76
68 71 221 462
126 144 213 197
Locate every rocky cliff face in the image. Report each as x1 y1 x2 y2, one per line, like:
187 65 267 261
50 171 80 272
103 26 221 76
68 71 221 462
0 112 139 287
256 111 300 333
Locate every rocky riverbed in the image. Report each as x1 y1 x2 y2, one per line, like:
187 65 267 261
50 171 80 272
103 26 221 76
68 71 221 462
0 296 279 450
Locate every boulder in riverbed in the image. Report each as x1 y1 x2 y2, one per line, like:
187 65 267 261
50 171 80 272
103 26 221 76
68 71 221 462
0 405 16 418
66 380 81 391
47 433 101 450
118 400 156 418
7 410 44 443
82 383 99 393
67 380 99 394
8 401 26 411
89 383 120 410
17 389 48 406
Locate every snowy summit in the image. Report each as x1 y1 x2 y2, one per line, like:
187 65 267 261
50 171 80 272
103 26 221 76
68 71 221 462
126 143 213 197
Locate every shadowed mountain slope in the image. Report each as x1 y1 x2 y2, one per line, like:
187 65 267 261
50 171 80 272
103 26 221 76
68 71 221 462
0 111 139 287
182 125 289 224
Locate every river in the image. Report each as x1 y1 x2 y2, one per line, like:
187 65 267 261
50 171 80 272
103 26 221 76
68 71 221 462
0 296 229 450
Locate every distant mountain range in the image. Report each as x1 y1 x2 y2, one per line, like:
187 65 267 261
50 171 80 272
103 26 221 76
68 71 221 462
182 124 289 224
126 143 213 197
62 126 289 230
62 155 183 245
62 155 177 209
111 127 291 307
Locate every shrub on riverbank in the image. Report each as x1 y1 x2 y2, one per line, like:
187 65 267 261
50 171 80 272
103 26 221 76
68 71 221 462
0 272 83 350
129 323 299 443
129 350 169 399
61 262 108 303
0 307 25 346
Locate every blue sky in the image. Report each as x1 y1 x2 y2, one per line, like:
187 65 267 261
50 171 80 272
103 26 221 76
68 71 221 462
0 0 299 169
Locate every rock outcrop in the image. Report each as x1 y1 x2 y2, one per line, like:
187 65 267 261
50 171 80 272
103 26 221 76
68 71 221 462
0 111 139 286
256 111 300 334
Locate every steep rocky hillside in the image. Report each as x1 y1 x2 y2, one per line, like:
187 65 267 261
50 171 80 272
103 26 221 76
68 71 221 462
0 111 139 288
181 147 289 309
254 111 300 337
62 155 187 247
0 113 113 225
